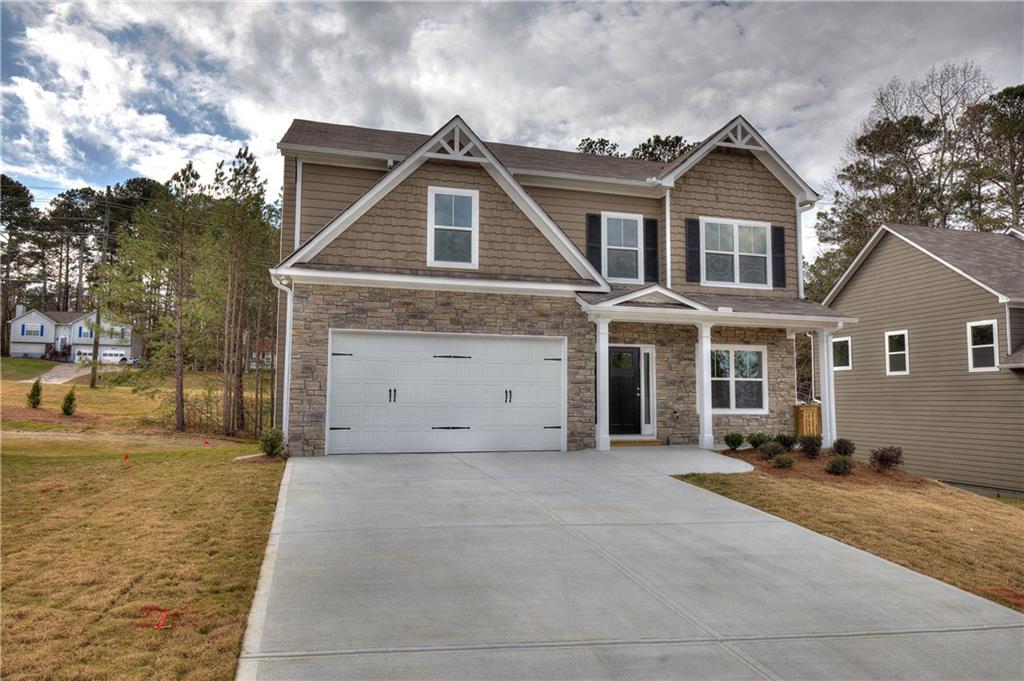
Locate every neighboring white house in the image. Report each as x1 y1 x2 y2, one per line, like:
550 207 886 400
7 305 136 364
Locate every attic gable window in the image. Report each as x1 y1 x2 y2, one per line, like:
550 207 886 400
700 217 771 288
427 187 479 269
602 212 644 283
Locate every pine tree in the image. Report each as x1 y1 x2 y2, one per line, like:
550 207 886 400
61 387 77 416
26 379 42 408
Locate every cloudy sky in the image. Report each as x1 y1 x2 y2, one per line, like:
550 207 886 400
1 1 1021 258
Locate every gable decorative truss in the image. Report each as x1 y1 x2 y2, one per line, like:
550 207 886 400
823 225 1013 306
585 284 713 310
657 115 819 204
278 116 608 288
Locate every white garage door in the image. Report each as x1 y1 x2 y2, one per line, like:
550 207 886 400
327 331 566 454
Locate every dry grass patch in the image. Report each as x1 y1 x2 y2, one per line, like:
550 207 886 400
680 448 1024 612
1 432 283 680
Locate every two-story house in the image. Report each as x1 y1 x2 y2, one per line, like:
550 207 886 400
824 224 1024 496
270 115 852 456
7 305 136 364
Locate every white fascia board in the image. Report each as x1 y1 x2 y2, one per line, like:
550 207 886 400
658 115 819 202
592 284 713 310
823 225 1009 306
270 266 608 297
582 302 854 329
277 142 405 164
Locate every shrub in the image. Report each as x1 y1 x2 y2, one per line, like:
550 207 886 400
60 388 77 416
26 379 42 409
774 433 797 450
759 441 785 460
870 446 904 471
747 432 770 449
798 435 822 459
260 427 285 456
723 432 745 450
826 455 855 475
832 438 856 457
774 453 794 469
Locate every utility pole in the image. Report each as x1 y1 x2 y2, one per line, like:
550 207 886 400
89 186 110 389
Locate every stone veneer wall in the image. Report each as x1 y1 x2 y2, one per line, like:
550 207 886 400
286 284 596 456
609 323 795 444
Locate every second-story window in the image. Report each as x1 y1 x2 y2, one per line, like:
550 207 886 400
427 187 478 269
966 320 998 372
602 212 644 283
700 217 771 288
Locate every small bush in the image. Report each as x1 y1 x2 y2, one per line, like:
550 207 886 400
759 441 785 460
870 446 904 471
723 432 745 450
798 435 822 459
26 379 42 408
774 433 797 450
60 388 77 416
826 455 855 475
747 432 770 449
774 453 794 469
259 427 285 456
832 438 856 457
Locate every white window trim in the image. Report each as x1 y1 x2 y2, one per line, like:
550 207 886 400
426 186 479 269
710 343 769 415
884 330 910 376
601 211 644 284
832 336 852 371
699 216 773 290
966 319 999 373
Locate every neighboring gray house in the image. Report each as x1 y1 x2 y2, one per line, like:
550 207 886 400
824 224 1024 496
270 114 853 456
7 305 137 364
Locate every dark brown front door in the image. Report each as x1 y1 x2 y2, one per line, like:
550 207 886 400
609 346 641 435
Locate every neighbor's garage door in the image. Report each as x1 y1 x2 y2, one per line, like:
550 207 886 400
327 331 566 454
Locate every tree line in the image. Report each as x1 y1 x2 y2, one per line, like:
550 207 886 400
1 148 280 437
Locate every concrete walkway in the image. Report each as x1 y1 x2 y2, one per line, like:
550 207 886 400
237 448 1023 680
24 363 117 384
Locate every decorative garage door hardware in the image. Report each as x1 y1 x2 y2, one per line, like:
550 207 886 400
388 388 398 402
433 354 472 359
431 426 471 430
544 357 562 361
504 390 513 403
329 427 351 431
331 352 353 356
543 426 562 429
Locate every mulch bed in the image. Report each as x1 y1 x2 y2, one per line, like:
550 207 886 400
720 447 937 487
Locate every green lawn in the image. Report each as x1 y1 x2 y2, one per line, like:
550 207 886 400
1 357 60 381
1 432 283 680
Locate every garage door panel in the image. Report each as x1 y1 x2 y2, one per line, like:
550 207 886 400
327 332 565 454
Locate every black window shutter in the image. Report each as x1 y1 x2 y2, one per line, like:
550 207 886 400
586 214 602 273
643 218 658 282
685 218 701 282
771 225 786 288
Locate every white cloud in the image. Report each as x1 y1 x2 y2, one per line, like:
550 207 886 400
2 1 1020 257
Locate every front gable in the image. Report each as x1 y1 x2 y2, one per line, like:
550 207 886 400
306 159 586 282
280 116 606 288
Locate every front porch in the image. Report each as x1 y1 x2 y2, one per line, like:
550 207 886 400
581 285 848 452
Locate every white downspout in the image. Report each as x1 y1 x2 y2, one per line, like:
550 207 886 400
664 188 672 289
271 275 294 444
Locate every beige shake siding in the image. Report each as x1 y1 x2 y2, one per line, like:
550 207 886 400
305 160 587 283
299 163 386 244
669 148 798 299
830 232 1024 493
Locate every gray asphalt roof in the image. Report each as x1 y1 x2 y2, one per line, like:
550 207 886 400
577 285 847 318
885 224 1024 300
280 119 669 182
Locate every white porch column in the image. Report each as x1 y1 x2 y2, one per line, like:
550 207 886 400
697 322 714 449
817 329 836 448
595 318 611 452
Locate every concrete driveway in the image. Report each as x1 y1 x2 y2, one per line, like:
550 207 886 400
237 448 1023 680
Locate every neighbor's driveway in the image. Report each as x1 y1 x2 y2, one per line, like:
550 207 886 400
237 448 1023 680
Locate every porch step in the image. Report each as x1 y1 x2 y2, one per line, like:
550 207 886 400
611 439 663 447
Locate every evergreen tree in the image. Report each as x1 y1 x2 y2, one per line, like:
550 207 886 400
61 387 77 416
26 379 42 408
